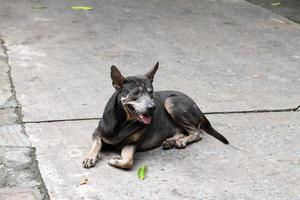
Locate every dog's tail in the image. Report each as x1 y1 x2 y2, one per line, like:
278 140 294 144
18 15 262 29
201 116 229 144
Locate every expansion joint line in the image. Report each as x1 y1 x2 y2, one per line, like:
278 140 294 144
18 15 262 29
23 105 299 124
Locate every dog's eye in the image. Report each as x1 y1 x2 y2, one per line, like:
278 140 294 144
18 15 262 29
147 88 153 94
149 90 154 98
132 90 140 96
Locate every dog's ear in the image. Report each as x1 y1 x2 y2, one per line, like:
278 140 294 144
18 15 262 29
111 65 124 90
145 62 159 82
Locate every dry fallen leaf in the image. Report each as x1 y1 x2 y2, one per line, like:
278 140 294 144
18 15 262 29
71 6 93 10
32 5 47 9
80 177 88 185
271 2 281 6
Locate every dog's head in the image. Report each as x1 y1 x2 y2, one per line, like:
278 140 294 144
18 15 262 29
110 62 159 124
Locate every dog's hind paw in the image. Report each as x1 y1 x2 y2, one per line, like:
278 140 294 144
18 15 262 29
161 140 175 150
175 139 187 149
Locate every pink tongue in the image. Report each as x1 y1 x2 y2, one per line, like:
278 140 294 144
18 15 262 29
139 114 152 124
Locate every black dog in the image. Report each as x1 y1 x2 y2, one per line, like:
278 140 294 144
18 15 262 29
83 62 229 169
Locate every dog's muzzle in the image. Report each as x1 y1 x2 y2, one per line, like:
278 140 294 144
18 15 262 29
123 95 155 124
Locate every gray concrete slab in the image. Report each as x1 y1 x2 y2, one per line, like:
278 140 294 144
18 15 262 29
246 0 300 23
0 41 29 147
0 41 12 109
0 108 17 126
0 187 43 200
0 41 18 126
26 112 300 200
0 124 30 147
0 147 48 200
0 0 299 122
1 19 49 200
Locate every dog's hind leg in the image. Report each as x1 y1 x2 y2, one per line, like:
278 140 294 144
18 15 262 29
161 132 185 150
108 145 136 169
164 96 203 149
175 128 203 149
82 130 102 168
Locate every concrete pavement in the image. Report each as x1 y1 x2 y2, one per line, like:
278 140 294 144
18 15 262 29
0 0 299 199
0 41 49 199
0 0 300 122
246 0 300 23
26 113 300 200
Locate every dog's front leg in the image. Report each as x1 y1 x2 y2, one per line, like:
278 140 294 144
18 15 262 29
82 133 102 168
108 145 136 169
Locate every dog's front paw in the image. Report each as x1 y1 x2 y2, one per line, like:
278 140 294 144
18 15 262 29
108 157 133 169
82 156 98 168
108 157 122 167
175 139 187 149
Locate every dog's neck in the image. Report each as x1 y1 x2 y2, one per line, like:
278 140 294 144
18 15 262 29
100 91 126 134
99 91 145 143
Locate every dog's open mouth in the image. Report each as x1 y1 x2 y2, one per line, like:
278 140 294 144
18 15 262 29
127 105 152 124
137 113 152 124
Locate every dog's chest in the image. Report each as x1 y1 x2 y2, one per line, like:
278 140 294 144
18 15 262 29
124 131 143 144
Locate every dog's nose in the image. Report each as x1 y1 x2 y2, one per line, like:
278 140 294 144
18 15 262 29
147 104 156 113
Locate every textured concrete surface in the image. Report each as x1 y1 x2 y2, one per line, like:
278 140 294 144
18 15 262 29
1 0 299 199
26 112 300 200
0 147 48 200
0 0 299 121
0 41 18 125
0 108 17 126
247 0 300 23
0 125 30 147
0 42 12 109
0 187 43 200
0 35 49 200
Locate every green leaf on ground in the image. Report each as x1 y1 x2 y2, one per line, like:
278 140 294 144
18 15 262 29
32 5 47 9
137 165 147 180
271 2 281 6
71 6 93 10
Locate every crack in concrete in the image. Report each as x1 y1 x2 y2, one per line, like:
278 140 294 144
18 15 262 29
205 105 300 115
0 38 50 200
0 96 17 110
0 145 33 148
23 105 300 124
24 117 100 124
0 39 23 126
